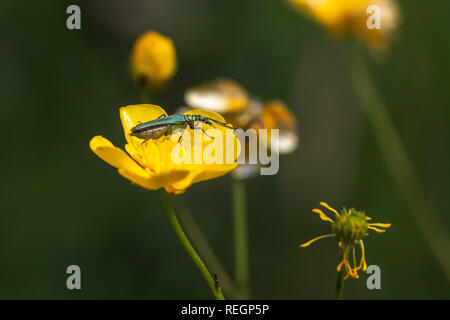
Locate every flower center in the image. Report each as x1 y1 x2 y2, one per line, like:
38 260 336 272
332 209 368 246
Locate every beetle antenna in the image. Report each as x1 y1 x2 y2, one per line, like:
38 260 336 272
209 118 235 129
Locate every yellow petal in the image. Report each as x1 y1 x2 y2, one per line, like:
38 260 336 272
311 208 334 223
169 164 238 192
299 234 334 247
368 226 386 233
119 104 168 150
119 168 189 191
319 202 340 216
359 240 368 271
89 135 149 179
368 222 391 228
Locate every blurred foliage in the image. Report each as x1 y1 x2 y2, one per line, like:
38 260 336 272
0 0 449 298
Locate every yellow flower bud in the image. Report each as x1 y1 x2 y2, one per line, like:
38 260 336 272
130 31 177 89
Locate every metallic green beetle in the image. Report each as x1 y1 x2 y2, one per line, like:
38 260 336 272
130 113 234 143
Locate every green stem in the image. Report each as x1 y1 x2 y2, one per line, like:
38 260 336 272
174 197 238 298
334 249 345 300
346 43 450 282
142 87 152 104
162 190 225 300
232 178 249 299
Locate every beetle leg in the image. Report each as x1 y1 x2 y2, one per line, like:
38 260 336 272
193 124 214 140
176 123 189 146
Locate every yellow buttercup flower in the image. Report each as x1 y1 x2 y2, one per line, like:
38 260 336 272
130 31 177 89
90 104 240 195
288 0 400 49
300 202 391 279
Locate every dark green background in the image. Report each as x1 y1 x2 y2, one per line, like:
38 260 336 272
1 0 449 299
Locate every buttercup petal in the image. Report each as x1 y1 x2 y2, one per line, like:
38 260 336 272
120 104 168 150
119 168 189 191
89 135 149 179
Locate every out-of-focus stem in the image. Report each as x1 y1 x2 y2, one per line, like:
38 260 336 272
233 178 249 299
346 44 450 282
141 87 152 104
334 249 345 300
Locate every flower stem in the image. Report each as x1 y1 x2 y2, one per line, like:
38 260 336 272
334 249 345 300
174 197 238 298
232 178 249 299
345 43 450 282
162 190 225 300
141 87 152 104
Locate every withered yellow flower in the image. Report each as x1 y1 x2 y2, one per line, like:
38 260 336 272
232 100 299 179
250 100 298 154
184 80 298 154
288 0 400 49
184 78 250 114
130 31 177 89
90 104 240 195
184 79 299 179
300 202 391 279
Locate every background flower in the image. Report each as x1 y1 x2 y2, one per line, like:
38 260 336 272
184 79 299 179
130 31 177 89
288 0 400 49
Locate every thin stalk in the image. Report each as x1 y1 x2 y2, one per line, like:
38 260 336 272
232 178 249 299
162 190 225 300
141 87 152 104
345 43 450 282
334 249 345 300
174 197 238 298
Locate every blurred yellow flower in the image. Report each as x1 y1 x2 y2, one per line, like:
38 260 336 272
184 79 299 179
184 78 250 113
250 100 298 154
288 0 400 49
300 202 391 279
90 104 240 195
130 31 177 89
